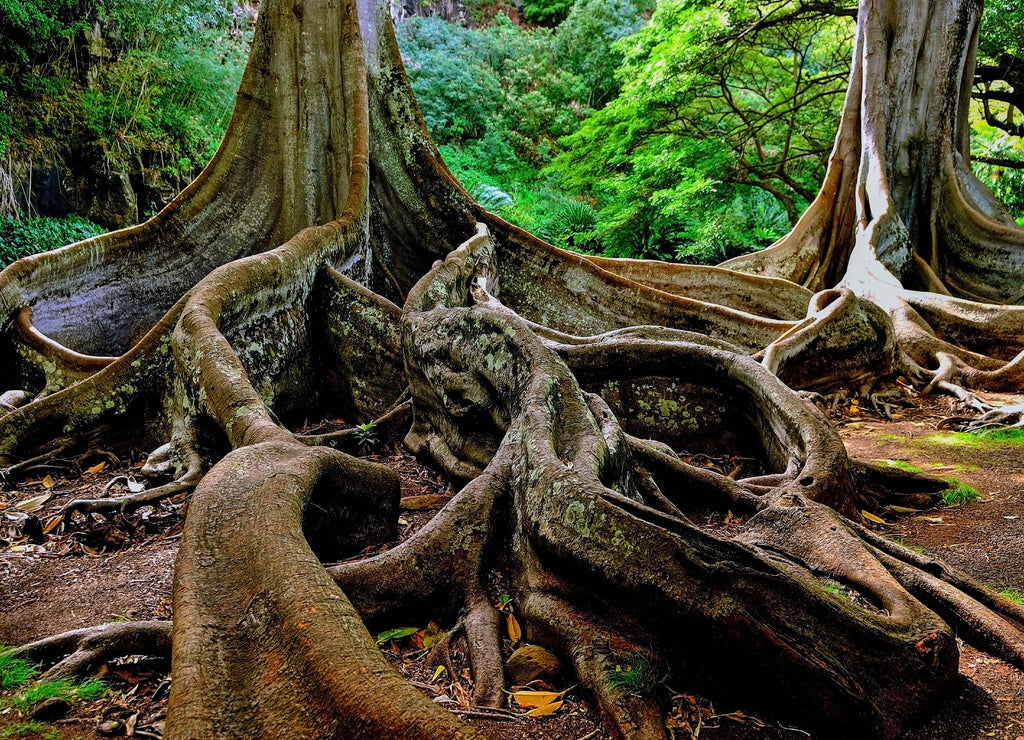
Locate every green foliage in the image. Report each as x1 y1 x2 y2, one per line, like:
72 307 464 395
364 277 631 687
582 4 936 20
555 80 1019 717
522 0 575 27
0 215 104 266
555 0 652 107
551 0 854 261
399 14 591 168
882 459 925 474
0 0 250 185
603 653 656 695
353 422 379 454
942 479 981 507
2 721 58 739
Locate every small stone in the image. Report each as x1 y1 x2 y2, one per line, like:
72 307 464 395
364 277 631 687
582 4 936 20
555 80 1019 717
30 696 71 721
506 644 562 685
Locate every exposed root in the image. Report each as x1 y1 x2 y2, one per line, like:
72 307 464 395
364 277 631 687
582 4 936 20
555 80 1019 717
64 447 203 516
938 402 1024 431
0 438 74 480
1 621 172 679
295 396 413 452
521 593 667 740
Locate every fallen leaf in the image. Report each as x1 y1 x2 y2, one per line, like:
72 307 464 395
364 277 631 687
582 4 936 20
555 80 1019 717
41 475 55 489
10 544 46 553
376 626 418 643
887 505 922 515
15 494 50 512
860 510 889 525
507 614 521 644
419 621 443 650
85 462 106 474
42 515 63 534
511 691 561 708
126 479 146 493
525 700 563 717
915 516 944 524
431 665 446 682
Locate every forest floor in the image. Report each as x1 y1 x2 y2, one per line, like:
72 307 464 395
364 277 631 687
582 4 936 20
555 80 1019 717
0 391 1023 740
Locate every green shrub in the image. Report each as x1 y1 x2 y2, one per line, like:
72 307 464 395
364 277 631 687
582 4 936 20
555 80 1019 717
0 215 104 267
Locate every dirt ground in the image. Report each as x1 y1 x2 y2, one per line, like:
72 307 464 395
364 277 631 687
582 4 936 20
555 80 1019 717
1 391 1023 740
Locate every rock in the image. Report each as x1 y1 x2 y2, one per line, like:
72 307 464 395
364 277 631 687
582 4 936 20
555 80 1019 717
87 170 138 230
505 644 562 685
30 696 71 721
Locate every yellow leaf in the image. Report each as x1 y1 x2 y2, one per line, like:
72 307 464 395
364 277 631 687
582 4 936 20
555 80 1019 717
887 505 922 515
512 691 561 708
506 614 521 644
431 665 446 682
85 462 106 474
42 514 63 534
861 510 889 525
41 475 55 489
15 494 50 512
525 700 562 717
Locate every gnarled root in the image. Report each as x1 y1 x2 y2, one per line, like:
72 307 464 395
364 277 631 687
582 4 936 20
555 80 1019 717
1 621 172 679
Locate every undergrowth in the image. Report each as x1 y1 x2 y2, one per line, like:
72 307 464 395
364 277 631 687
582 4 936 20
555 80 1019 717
0 215 104 267
604 653 657 696
0 648 106 736
942 478 981 506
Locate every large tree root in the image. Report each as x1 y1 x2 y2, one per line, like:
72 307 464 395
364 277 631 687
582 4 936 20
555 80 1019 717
1 0 1023 737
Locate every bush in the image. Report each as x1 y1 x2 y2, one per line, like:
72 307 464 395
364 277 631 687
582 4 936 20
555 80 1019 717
0 215 104 267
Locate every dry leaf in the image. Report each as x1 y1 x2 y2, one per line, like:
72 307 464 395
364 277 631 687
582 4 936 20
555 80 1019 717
42 514 63 534
85 462 106 474
10 544 46 553
860 510 889 525
512 691 561 708
41 475 55 489
507 614 521 643
525 700 562 717
15 494 50 512
127 479 146 493
887 505 922 515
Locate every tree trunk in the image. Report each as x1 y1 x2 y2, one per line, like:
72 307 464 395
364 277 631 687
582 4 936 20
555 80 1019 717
2 0 1024 739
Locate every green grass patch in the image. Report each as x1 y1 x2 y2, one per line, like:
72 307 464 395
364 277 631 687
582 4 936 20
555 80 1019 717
1 720 58 739
0 648 107 735
881 459 924 473
942 478 982 506
1000 588 1024 604
0 652 38 688
603 653 656 695
922 429 1024 449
